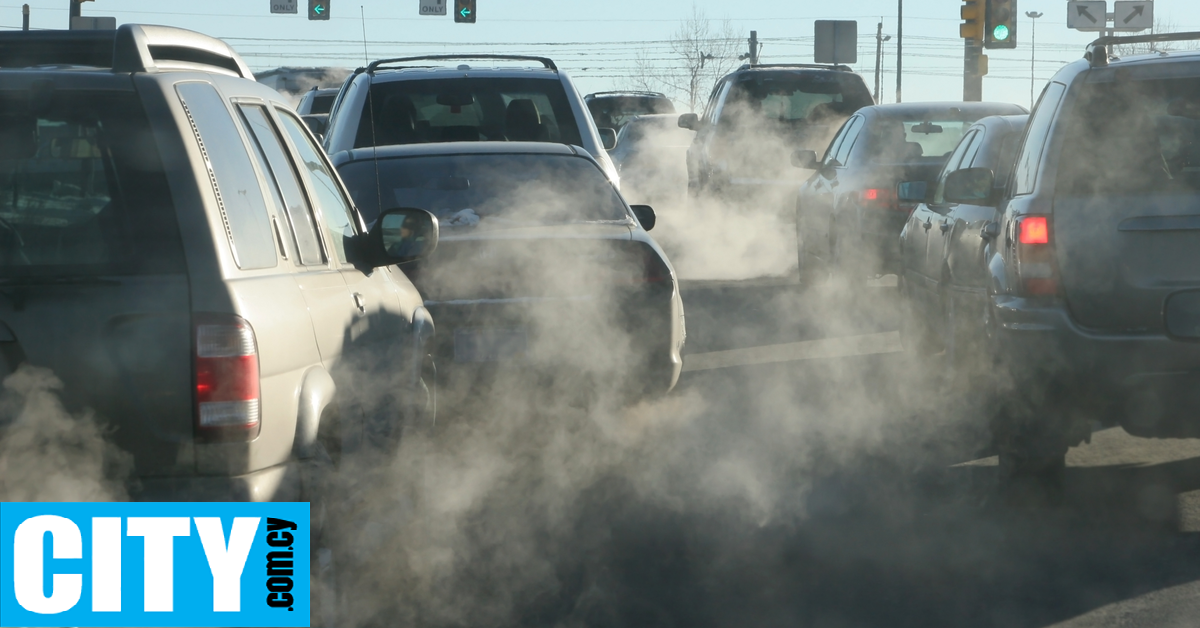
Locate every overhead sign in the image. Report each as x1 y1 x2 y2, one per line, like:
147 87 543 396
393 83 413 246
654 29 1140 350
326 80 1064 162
270 0 297 14
420 0 446 15
1067 1 1107 31
1114 1 1153 32
814 20 857 64
69 15 115 30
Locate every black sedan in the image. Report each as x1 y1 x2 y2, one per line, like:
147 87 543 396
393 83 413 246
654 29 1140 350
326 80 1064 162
333 142 685 407
794 102 1026 281
898 114 1029 366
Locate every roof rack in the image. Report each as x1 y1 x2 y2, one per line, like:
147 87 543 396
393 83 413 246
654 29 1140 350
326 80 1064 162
586 90 668 98
0 23 252 78
737 62 853 72
1086 31 1200 68
365 54 557 74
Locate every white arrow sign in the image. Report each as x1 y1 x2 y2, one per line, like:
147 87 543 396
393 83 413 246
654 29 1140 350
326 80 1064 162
271 0 298 14
1067 1 1108 31
1114 1 1153 32
420 0 446 16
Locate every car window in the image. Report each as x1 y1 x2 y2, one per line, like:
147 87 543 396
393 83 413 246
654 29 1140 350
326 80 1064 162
1057 74 1200 197
355 77 583 148
238 105 325 266
588 96 674 130
0 91 184 277
338 154 627 228
933 130 979 205
724 72 872 124
865 118 974 164
1013 82 1066 195
704 82 729 125
833 116 864 166
176 82 277 270
823 119 852 164
961 127 987 168
276 108 357 264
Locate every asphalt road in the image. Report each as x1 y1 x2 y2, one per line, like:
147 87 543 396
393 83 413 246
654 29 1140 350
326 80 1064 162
330 274 1200 628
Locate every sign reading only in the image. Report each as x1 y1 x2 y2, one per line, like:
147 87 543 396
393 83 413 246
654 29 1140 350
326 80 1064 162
271 0 298 14
420 0 446 16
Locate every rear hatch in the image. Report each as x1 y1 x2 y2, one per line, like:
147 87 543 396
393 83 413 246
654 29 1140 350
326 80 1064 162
0 82 194 477
1053 69 1200 332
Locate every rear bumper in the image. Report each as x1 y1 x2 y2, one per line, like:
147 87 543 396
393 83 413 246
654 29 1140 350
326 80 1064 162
992 294 1200 435
131 462 301 503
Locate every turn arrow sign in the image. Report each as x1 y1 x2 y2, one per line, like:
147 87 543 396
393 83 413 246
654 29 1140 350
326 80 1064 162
1076 3 1098 23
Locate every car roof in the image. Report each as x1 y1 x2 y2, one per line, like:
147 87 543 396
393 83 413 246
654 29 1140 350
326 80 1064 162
861 101 1028 119
361 66 561 83
338 141 583 163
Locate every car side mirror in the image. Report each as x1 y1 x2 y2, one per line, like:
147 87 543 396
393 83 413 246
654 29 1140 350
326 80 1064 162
678 113 699 130
791 149 818 170
897 180 930 203
630 204 656 231
943 167 996 205
365 207 439 268
599 127 618 151
301 114 328 141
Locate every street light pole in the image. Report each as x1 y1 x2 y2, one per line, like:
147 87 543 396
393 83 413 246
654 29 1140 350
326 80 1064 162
874 21 891 104
1026 11 1044 109
896 0 903 103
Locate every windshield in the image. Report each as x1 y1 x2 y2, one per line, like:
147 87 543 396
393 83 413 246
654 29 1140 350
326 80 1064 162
338 153 627 228
588 96 675 130
355 77 583 148
0 91 183 277
723 72 872 125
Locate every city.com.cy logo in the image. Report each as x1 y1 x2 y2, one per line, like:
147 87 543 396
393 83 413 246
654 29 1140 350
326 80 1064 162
0 503 309 627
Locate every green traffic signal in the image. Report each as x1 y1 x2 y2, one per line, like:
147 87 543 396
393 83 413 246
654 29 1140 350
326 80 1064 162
993 24 1010 40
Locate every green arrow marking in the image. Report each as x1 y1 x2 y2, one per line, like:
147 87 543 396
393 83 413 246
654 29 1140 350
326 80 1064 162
460 6 470 17
314 4 324 13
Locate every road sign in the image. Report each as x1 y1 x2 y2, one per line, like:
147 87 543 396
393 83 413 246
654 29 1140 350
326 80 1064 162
271 0 298 14
1114 1 1153 32
308 0 328 20
814 20 857 64
420 0 446 16
69 15 115 29
1067 1 1107 31
454 0 475 23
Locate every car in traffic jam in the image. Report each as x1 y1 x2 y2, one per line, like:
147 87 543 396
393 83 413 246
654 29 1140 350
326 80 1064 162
8 7 1200 627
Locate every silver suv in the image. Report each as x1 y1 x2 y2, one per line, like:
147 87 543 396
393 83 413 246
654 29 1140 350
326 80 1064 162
322 54 620 186
0 24 438 501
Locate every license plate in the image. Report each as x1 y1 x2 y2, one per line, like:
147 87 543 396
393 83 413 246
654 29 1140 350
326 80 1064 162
454 328 528 363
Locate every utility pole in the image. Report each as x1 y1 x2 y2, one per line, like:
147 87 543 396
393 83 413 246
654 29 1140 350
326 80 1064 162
1026 11 1043 109
874 21 891 103
749 30 759 65
22 4 29 30
896 0 903 103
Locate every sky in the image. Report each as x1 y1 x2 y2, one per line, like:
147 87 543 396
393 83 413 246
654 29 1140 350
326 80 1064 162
5 0 1198 110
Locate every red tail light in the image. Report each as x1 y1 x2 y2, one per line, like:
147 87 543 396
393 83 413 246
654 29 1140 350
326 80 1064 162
860 188 903 211
1015 216 1058 297
194 315 261 441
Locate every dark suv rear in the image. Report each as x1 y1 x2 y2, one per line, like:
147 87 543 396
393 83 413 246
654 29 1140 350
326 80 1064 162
981 33 1200 483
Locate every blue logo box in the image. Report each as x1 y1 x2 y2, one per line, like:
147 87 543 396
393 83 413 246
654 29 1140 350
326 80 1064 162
0 502 309 627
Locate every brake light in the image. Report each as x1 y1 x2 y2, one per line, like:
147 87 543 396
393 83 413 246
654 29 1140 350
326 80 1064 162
194 315 261 441
860 187 902 211
1015 216 1058 297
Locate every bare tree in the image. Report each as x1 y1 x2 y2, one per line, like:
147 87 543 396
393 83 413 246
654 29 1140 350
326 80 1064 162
1112 18 1200 56
625 6 742 112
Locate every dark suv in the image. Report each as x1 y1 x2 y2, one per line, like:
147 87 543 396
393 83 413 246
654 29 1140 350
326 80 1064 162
0 25 437 502
972 33 1200 484
678 64 873 200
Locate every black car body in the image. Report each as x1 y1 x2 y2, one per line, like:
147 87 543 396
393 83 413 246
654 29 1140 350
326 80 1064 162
585 91 676 132
795 102 1027 279
333 142 686 405
899 114 1028 355
679 64 873 200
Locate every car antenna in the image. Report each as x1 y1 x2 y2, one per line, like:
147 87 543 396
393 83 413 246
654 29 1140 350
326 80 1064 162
361 5 383 220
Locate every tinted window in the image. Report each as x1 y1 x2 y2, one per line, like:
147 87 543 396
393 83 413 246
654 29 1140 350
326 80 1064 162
960 128 986 168
1013 82 1065 195
276 109 356 263
1057 75 1200 197
311 94 336 115
238 105 324 266
339 154 627 228
822 119 851 164
933 130 979 205
588 96 675 130
833 116 864 165
177 82 277 270
0 91 183 277
724 72 872 124
355 77 583 148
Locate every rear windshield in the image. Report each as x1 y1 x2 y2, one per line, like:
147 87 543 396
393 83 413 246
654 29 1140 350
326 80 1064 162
588 96 675 130
338 153 627 228
865 119 973 162
723 72 872 125
310 93 336 114
0 90 183 278
1058 75 1200 197
619 117 694 148
355 77 582 148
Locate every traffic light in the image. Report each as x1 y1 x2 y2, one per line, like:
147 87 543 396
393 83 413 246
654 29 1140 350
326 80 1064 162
960 0 984 41
985 0 1017 49
308 0 329 20
454 0 476 23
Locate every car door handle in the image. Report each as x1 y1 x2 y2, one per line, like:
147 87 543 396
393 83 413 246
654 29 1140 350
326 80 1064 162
940 220 952 234
923 218 932 232
353 292 366 313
